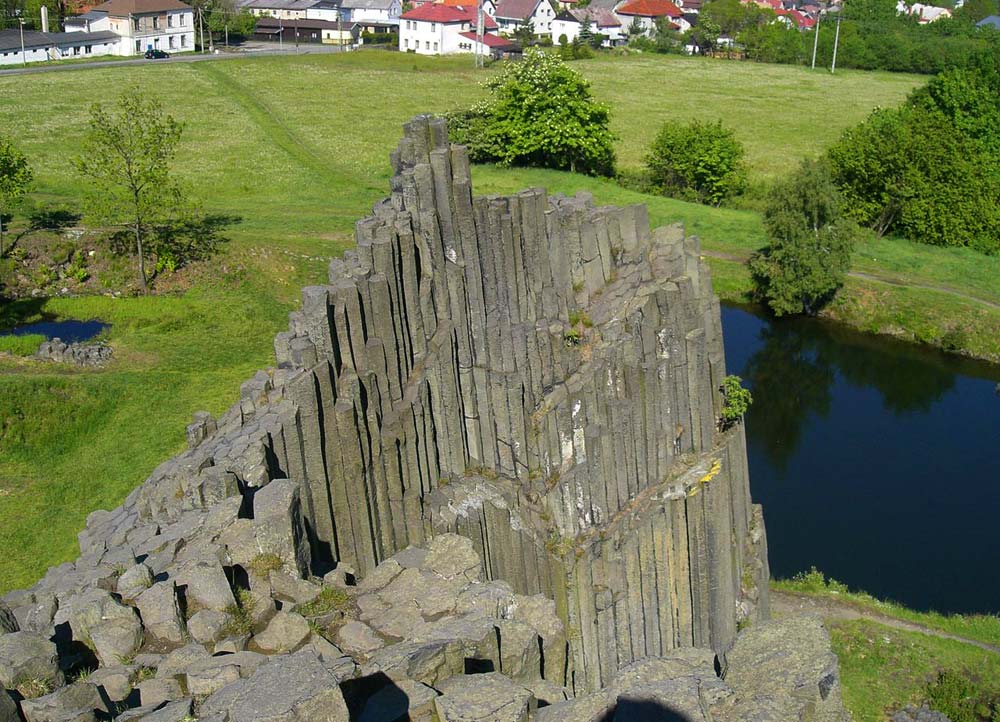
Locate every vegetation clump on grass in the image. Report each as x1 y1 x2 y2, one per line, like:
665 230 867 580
0 333 45 357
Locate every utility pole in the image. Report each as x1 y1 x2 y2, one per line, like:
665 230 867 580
18 18 26 67
198 6 205 51
810 13 819 69
475 0 484 68
830 9 841 73
294 16 298 51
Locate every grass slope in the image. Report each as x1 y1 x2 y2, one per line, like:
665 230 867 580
0 51 989 593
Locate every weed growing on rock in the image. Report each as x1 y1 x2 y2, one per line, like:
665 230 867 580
248 553 283 578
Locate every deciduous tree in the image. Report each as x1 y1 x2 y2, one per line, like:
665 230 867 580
749 158 858 316
75 88 185 292
448 49 616 176
0 136 32 259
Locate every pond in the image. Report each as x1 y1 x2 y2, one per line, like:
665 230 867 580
0 319 110 344
722 304 1000 615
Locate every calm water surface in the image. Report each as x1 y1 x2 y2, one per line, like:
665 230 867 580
722 304 1000 615
0 319 109 343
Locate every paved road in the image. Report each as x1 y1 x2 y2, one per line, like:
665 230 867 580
0 42 346 77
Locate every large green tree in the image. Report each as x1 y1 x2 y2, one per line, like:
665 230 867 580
448 49 616 176
827 67 1000 253
749 158 858 316
0 136 32 259
75 89 185 292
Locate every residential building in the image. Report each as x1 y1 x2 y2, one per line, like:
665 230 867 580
305 0 345 21
68 0 195 55
551 7 623 45
614 0 685 33
0 29 52 65
493 0 558 35
398 3 498 53
238 0 319 20
976 13 1000 27
64 9 112 32
252 15 359 42
340 0 402 23
457 28 516 55
896 0 951 22
0 27 123 64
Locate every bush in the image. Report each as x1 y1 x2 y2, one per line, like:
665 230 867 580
361 31 398 45
926 670 1000 722
719 375 753 428
646 120 747 205
827 68 1000 254
447 48 615 176
749 158 859 316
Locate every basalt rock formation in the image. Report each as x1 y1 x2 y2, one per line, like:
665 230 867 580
0 116 846 722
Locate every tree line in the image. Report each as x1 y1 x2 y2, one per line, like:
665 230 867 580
636 0 1000 76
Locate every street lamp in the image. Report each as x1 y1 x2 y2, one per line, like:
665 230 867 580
18 18 26 67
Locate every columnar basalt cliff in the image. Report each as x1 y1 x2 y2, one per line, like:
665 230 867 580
0 117 846 722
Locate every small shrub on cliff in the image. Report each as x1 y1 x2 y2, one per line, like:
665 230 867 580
719 375 752 429
448 48 616 176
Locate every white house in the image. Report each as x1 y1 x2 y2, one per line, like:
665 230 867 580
68 0 195 55
399 3 499 53
0 27 121 64
551 6 623 45
305 0 346 21
64 10 112 32
239 0 319 19
493 0 558 36
0 29 51 65
341 0 401 22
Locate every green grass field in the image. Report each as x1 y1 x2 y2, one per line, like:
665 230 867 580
0 50 995 596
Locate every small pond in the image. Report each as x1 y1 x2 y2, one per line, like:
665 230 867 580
722 304 1000 615
0 319 110 344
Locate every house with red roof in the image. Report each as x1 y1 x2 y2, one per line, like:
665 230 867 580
399 2 501 53
614 0 687 32
493 0 558 36
774 7 815 27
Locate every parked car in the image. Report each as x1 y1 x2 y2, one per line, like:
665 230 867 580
144 49 170 59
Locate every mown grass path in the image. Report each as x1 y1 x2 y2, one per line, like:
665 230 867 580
702 249 1000 312
772 590 1000 655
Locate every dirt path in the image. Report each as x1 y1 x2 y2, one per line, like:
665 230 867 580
771 590 1000 655
700 250 1000 312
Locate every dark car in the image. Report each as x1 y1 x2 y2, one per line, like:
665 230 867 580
144 49 170 59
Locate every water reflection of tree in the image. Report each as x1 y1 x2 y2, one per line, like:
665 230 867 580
743 324 835 472
741 314 956 469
